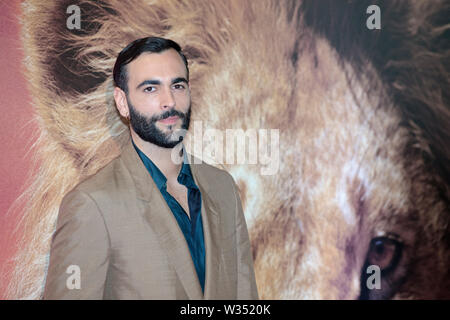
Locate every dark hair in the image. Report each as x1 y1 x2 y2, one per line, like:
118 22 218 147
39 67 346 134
113 36 189 93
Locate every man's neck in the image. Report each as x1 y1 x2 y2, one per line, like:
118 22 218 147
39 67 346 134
130 130 183 182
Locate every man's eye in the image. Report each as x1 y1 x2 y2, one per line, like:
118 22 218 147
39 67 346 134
173 84 185 90
144 86 155 92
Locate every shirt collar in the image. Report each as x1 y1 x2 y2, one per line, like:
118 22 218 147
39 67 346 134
132 139 199 191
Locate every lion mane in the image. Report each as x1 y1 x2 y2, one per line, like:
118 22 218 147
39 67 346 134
5 0 449 299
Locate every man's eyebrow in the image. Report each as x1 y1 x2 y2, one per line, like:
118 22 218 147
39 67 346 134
171 77 188 85
136 79 161 90
136 77 188 90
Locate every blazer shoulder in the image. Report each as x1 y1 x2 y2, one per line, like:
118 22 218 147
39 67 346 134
191 159 240 213
64 155 128 205
193 159 236 188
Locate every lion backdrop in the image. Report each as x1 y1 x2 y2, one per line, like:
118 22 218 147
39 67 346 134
4 0 449 299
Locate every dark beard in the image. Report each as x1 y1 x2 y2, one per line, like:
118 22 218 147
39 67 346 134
127 96 191 148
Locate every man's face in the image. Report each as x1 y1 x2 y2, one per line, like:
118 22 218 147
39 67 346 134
123 49 191 148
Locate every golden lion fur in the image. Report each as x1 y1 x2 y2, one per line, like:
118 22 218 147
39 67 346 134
5 0 449 299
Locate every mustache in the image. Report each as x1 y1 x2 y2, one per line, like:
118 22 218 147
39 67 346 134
152 109 186 122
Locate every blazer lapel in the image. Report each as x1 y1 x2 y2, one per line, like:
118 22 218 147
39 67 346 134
120 139 203 299
189 157 222 300
142 193 205 300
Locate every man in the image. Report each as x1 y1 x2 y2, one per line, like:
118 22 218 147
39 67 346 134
43 37 258 299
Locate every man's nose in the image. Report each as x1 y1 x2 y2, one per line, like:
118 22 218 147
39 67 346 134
160 87 176 109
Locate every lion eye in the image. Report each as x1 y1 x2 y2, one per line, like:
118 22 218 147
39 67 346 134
367 236 402 273
359 235 405 299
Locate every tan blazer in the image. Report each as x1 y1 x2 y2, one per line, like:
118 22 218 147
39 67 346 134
43 139 258 299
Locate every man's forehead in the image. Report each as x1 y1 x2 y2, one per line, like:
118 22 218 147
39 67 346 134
127 49 187 80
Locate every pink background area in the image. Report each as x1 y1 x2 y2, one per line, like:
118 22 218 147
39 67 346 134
0 0 38 297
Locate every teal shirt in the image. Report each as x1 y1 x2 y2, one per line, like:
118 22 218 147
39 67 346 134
132 141 206 292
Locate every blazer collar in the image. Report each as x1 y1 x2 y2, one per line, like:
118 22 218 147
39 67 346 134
120 138 221 299
121 139 214 199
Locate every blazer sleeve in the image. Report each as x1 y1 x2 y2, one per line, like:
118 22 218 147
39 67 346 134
230 176 259 300
43 189 110 300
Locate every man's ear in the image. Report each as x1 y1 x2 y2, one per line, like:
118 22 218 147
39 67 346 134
113 87 129 118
